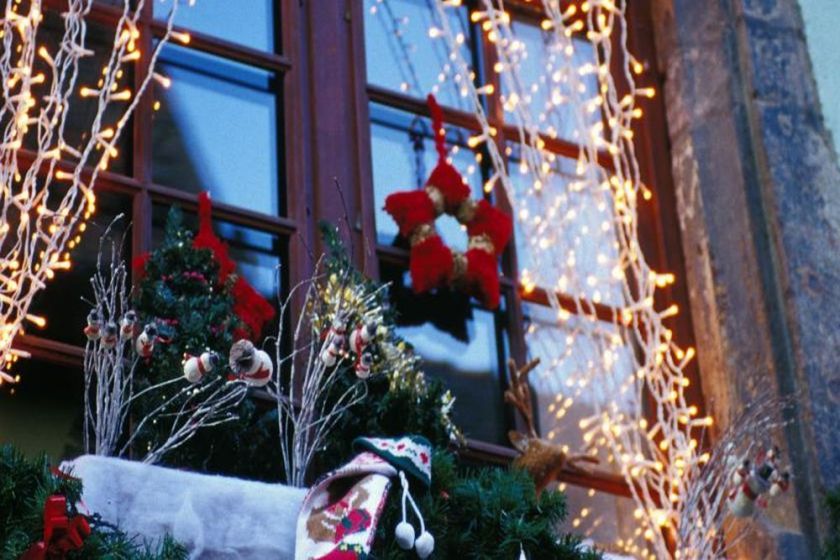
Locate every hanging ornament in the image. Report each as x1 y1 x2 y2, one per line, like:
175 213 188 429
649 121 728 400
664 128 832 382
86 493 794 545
727 446 791 518
119 310 138 338
228 339 273 387
319 311 349 367
183 351 219 384
349 322 377 378
135 324 158 358
84 311 102 341
384 95 512 309
101 323 118 350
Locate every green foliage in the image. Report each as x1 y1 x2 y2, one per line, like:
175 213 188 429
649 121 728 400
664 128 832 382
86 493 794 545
132 206 280 479
370 451 600 560
824 487 840 560
0 444 186 560
316 224 598 559
317 222 459 476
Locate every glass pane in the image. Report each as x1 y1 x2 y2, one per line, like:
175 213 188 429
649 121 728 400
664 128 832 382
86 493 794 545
382 263 508 444
558 483 649 558
29 194 133 346
0 359 84 461
523 302 635 469
152 45 282 216
370 103 484 252
509 149 623 306
364 0 476 110
154 0 277 53
24 16 131 175
508 22 601 142
151 206 283 338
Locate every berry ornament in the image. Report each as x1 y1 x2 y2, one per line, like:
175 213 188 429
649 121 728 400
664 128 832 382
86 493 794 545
384 94 512 309
183 351 219 384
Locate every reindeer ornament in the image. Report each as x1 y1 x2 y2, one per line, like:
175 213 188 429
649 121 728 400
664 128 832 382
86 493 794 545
504 358 598 493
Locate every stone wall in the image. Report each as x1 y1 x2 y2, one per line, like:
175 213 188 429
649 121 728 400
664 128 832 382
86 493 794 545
649 0 840 557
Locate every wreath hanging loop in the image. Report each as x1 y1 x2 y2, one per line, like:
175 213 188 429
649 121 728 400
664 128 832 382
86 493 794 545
385 95 512 309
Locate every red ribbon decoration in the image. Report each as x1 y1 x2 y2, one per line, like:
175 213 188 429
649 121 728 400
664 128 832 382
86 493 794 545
20 496 91 560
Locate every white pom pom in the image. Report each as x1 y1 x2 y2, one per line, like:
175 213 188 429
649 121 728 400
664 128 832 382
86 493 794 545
415 531 434 559
395 522 415 550
769 483 781 497
732 472 743 485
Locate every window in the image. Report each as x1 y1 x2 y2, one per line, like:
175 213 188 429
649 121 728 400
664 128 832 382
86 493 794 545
8 0 296 460
359 0 699 553
7 4 698 553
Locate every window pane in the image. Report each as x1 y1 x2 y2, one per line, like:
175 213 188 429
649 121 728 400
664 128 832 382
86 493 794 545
154 0 277 53
510 150 623 306
364 0 476 110
507 22 601 142
0 359 84 461
29 194 133 346
523 302 635 469
370 103 485 252
153 45 282 216
382 263 508 444
559 483 648 558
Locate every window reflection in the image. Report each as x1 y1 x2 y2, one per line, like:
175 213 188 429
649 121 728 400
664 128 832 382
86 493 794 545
152 45 282 216
508 22 601 142
523 302 635 467
364 0 477 110
154 0 278 53
0 359 84 460
151 206 283 338
370 103 485 252
382 263 508 444
30 194 133 346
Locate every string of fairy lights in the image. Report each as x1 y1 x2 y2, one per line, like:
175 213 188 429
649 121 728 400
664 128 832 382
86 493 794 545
369 0 718 557
0 0 185 385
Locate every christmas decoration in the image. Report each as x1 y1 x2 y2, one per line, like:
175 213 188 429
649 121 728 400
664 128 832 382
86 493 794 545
229 339 273 388
384 94 512 309
726 446 790 518
132 201 280 477
183 351 220 384
0 0 183 384
60 454 305 559
296 452 398 560
0 444 186 560
504 358 597 493
82 220 248 463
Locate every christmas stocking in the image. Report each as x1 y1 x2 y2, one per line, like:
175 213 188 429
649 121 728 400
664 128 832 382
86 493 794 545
295 436 432 560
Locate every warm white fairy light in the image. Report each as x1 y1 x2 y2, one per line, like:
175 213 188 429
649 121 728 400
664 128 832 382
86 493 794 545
0 0 178 385
427 0 732 557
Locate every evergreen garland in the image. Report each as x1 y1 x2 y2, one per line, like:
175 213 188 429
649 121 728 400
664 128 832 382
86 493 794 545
132 206 280 479
370 451 601 560
0 444 186 560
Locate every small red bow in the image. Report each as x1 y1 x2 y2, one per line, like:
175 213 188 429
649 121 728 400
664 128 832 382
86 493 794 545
20 495 91 560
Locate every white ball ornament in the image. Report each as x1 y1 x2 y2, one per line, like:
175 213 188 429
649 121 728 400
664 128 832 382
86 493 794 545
395 521 415 550
414 531 434 559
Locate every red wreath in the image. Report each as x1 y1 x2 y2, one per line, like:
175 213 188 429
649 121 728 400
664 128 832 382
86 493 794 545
384 95 512 309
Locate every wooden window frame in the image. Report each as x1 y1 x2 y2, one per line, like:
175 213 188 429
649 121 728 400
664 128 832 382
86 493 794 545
19 0 702 503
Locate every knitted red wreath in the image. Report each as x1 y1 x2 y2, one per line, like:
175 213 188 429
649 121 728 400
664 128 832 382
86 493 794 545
384 95 512 309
